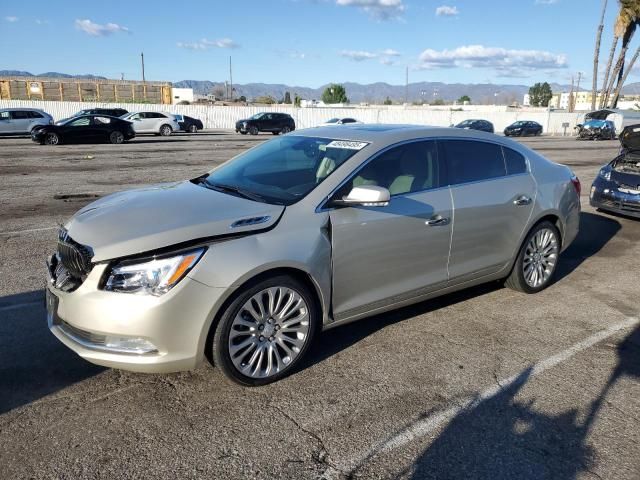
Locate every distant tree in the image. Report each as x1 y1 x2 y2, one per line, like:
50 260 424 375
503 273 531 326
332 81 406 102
322 83 348 104
430 98 446 106
528 82 553 107
238 95 247 103
212 87 225 100
294 94 301 107
254 95 276 104
283 91 292 104
457 95 471 104
383 96 393 105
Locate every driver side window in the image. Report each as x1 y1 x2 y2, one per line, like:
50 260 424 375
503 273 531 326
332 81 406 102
69 117 91 127
336 141 441 198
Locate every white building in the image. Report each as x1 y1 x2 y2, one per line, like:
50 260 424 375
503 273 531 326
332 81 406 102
171 87 194 104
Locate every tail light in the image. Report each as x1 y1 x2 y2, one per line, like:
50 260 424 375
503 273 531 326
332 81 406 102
570 173 581 196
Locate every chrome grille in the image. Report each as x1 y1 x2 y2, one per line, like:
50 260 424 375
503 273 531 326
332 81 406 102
57 228 93 278
58 319 107 346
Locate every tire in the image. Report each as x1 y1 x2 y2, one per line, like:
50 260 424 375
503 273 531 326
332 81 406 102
504 221 561 294
281 126 291 135
211 275 319 386
188 124 198 133
249 126 259 135
271 131 279 135
159 124 172 136
109 131 124 144
239 131 248 135
44 132 60 145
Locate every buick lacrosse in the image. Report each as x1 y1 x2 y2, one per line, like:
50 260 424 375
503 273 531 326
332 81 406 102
47 125 580 385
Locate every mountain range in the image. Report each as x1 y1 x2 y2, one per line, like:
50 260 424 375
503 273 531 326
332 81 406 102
4 70 640 104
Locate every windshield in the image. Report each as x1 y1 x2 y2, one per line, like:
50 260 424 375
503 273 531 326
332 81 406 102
249 113 265 120
511 121 526 127
326 118 339 123
203 136 367 205
456 120 474 127
56 116 80 126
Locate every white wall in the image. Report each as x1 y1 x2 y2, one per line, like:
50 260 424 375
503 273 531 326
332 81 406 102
0 100 585 134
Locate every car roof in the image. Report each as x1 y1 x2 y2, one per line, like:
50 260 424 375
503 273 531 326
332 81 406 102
0 107 49 113
290 124 506 145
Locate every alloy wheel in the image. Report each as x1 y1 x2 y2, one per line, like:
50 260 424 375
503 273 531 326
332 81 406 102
522 227 559 288
228 286 310 379
45 133 59 145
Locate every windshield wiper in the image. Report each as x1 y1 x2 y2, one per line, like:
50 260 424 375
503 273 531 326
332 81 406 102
204 181 266 203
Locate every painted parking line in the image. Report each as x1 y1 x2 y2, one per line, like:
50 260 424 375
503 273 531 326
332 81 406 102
324 316 640 478
0 226 57 236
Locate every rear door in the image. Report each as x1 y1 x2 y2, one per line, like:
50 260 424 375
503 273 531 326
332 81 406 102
10 110 31 134
329 140 452 321
441 139 536 282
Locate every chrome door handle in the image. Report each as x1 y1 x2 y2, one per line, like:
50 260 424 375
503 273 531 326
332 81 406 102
425 216 450 226
513 196 532 206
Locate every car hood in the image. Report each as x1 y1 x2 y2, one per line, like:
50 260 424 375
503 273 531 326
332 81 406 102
64 181 284 262
620 124 640 150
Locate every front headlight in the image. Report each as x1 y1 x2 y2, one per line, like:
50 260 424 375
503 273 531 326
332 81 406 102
103 248 205 296
242 121 247 127
599 168 611 181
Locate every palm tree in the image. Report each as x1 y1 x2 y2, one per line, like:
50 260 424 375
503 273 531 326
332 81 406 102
593 0 609 110
602 1 640 108
611 43 640 105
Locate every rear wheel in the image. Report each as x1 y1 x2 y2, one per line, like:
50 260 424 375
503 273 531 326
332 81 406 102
159 124 172 136
109 131 124 144
249 126 259 135
44 132 60 145
189 124 198 133
211 275 319 386
505 221 560 294
281 126 291 135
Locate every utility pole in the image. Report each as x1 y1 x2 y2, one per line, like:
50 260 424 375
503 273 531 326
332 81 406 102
574 72 583 111
405 66 409 104
229 56 233 101
141 52 146 83
568 76 575 113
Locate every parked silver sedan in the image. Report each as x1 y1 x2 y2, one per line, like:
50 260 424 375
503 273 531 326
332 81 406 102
46 125 581 385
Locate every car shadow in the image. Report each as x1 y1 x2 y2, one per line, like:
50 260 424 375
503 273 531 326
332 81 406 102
0 290 105 415
128 138 190 144
402 324 640 480
555 211 620 282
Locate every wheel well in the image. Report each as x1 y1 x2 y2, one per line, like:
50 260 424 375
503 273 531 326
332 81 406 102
203 267 323 363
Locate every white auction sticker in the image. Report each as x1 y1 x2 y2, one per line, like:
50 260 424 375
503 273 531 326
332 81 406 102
326 140 368 150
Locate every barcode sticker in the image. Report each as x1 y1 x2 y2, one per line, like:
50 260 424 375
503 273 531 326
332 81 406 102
326 140 368 150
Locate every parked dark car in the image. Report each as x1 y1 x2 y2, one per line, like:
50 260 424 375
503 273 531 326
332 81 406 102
576 119 616 140
74 107 129 118
175 114 204 133
504 120 542 137
590 124 640 218
453 119 494 133
31 115 135 145
235 112 295 135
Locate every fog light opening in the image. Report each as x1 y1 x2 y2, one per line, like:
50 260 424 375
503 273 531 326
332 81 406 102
104 335 158 354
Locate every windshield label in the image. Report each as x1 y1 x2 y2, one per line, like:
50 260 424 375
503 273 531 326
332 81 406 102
326 140 368 150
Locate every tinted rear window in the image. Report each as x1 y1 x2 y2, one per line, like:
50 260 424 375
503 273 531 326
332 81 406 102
502 147 528 175
29 111 43 118
442 140 506 185
11 111 31 119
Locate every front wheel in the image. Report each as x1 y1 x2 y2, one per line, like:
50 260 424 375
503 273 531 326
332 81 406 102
109 131 124 144
159 124 172 136
189 124 198 133
249 126 259 135
44 132 60 145
211 275 319 386
505 221 561 294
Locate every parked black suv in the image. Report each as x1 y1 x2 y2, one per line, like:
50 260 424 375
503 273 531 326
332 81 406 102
74 108 129 118
453 119 495 133
235 112 295 135
504 120 542 137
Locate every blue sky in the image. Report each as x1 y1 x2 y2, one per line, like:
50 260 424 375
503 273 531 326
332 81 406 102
0 0 627 87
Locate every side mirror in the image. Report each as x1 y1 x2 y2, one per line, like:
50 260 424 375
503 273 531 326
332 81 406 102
331 185 390 207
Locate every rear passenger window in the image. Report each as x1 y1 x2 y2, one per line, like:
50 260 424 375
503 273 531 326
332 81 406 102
443 140 506 185
11 111 30 119
502 147 528 175
29 111 43 118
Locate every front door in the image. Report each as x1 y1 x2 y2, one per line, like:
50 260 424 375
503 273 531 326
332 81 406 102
440 139 536 282
329 140 452 321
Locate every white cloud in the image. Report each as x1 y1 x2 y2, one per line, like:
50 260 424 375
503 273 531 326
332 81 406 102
177 38 239 50
290 51 307 59
340 50 379 61
381 48 401 56
5 16 18 22
35 19 49 25
380 57 396 66
435 5 459 16
535 0 558 4
336 0 405 20
75 19 129 36
417 45 568 74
